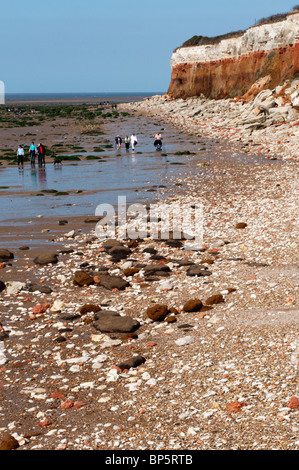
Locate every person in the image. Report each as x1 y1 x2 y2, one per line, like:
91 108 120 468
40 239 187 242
154 132 163 149
124 136 130 150
38 143 46 165
29 142 36 165
130 133 138 151
17 145 24 167
115 135 122 151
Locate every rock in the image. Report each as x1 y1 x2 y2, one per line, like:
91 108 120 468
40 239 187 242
28 283 53 294
65 229 75 238
6 281 26 295
235 222 247 229
73 270 94 286
123 267 140 277
183 299 203 312
79 304 101 314
144 264 171 277
94 310 140 333
175 336 195 346
0 434 19 450
109 245 131 260
0 249 14 262
50 300 65 313
33 252 58 265
287 396 299 410
116 355 146 371
19 246 29 250
205 294 225 305
0 280 5 292
94 274 129 291
186 265 212 277
32 303 50 315
102 239 124 251
226 401 247 413
147 304 169 321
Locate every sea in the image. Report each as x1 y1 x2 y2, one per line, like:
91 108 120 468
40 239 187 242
5 92 164 104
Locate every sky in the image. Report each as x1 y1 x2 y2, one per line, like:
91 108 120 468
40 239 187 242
0 0 296 94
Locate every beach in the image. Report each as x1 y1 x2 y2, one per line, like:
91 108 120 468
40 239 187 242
0 95 298 451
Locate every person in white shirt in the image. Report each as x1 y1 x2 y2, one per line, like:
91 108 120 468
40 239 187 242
130 133 138 151
17 145 24 167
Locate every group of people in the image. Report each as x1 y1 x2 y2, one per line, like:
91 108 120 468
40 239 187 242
17 141 46 167
115 133 138 151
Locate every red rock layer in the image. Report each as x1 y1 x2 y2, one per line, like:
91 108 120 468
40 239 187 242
167 43 299 100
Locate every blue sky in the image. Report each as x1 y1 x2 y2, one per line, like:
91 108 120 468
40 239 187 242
1 0 296 93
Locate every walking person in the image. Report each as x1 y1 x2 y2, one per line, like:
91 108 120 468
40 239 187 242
38 143 46 165
29 141 36 166
115 135 122 151
130 133 138 151
17 145 24 167
124 136 130 151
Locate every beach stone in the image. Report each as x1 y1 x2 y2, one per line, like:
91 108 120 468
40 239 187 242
0 280 5 292
235 222 247 229
0 249 14 261
33 252 58 265
205 294 225 305
6 281 26 295
186 265 212 277
183 299 203 312
102 239 124 251
0 434 19 450
144 264 171 277
79 304 101 314
28 283 53 294
94 311 140 333
95 274 129 291
287 396 299 410
146 304 169 321
19 246 29 251
116 355 146 371
73 270 94 286
123 267 140 277
109 245 131 259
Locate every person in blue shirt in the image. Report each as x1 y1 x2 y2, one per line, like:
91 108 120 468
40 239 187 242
29 142 36 165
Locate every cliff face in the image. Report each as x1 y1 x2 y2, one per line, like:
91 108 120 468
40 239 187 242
168 12 299 100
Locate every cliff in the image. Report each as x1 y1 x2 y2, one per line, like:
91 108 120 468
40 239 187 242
168 11 299 100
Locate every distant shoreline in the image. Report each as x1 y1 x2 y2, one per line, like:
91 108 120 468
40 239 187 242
4 92 165 105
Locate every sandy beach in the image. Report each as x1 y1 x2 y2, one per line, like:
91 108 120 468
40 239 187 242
0 96 298 451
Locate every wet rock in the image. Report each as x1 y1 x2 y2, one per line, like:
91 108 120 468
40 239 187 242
33 252 58 265
183 299 203 312
73 270 94 286
0 280 5 292
0 249 14 262
147 304 169 321
205 294 225 305
19 246 29 251
95 274 129 291
116 355 146 371
79 304 101 314
0 434 19 450
94 310 140 333
58 220 68 225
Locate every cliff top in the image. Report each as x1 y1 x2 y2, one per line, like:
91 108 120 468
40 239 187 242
177 6 299 50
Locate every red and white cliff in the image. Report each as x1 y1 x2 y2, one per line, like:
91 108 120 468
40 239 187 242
168 11 299 100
